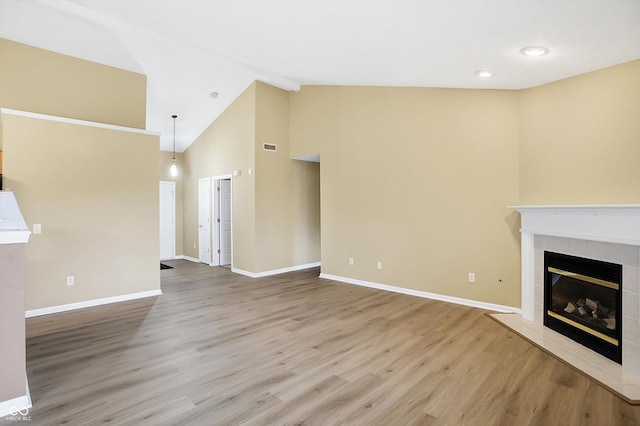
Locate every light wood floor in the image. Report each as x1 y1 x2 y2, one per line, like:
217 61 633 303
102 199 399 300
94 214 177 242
5 260 640 425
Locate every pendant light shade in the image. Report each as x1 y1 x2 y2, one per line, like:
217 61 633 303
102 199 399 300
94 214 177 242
170 114 178 177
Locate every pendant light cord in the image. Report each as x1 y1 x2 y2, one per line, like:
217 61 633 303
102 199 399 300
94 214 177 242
172 114 177 160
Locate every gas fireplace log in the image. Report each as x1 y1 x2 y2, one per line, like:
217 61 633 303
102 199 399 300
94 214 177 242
564 302 577 314
605 318 616 330
563 300 616 328
595 305 610 318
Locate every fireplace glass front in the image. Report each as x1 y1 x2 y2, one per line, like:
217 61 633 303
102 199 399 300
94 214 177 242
544 251 622 363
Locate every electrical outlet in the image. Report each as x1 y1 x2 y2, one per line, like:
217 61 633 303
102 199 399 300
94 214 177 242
193 243 196 249
349 257 354 266
377 261 382 270
67 276 75 286
33 224 42 234
468 273 475 283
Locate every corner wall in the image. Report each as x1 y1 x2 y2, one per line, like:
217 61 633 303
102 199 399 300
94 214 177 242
254 82 320 272
183 82 321 274
518 60 640 204
183 83 256 271
290 86 521 308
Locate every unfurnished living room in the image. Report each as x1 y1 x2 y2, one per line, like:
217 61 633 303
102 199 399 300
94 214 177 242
1 1 639 425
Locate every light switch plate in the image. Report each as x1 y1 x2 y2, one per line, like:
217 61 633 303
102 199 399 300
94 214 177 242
33 224 42 234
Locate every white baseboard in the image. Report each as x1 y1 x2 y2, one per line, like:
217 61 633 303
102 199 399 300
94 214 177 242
25 289 163 318
174 255 201 263
0 379 31 418
233 262 321 278
319 273 520 314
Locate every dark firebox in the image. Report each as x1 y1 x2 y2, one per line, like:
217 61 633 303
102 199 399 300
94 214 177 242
544 251 622 364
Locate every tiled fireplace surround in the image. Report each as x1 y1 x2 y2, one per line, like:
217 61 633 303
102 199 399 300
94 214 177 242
513 205 640 373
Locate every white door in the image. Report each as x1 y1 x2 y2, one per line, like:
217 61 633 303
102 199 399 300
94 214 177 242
198 177 211 264
159 181 175 261
219 179 232 266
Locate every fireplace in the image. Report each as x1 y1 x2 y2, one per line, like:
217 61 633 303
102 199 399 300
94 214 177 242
508 204 640 372
544 251 622 363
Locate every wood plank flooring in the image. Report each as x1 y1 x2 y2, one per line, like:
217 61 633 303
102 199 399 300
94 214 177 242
490 313 640 404
4 260 640 425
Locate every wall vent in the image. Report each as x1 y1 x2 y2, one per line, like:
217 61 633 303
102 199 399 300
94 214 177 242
263 143 277 152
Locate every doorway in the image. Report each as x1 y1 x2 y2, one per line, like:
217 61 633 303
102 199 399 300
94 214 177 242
198 177 211 264
159 181 175 261
213 175 233 267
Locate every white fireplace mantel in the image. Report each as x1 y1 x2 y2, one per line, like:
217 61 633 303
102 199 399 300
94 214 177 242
510 204 640 247
509 204 640 321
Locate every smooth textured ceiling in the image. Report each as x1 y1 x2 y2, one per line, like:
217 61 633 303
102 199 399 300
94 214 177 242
1 0 639 152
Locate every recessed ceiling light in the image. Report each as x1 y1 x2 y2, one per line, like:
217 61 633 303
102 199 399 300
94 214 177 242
475 70 493 78
209 91 219 98
520 46 550 57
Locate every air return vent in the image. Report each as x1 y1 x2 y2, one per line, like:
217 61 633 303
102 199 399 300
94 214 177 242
263 143 277 152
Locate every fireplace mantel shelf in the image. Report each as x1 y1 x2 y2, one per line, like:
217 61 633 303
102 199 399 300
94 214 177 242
509 204 640 247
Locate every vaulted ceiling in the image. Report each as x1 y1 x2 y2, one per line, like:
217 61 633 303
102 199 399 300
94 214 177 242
1 0 639 152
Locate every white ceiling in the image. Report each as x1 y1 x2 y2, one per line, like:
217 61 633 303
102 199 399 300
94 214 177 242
1 0 639 152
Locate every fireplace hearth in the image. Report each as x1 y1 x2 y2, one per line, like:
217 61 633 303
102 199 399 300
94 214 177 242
544 251 622 363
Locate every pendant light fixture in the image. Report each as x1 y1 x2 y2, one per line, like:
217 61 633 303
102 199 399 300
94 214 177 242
169 114 178 177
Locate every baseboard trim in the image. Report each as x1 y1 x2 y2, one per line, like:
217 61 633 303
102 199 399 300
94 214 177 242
25 289 163 318
319 273 520 314
233 262 321 278
174 255 201 263
0 379 31 418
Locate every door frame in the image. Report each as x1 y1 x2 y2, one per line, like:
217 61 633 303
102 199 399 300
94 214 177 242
212 174 233 267
159 181 176 261
198 177 212 265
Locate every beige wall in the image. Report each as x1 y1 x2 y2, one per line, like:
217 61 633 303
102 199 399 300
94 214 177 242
289 86 339 160
4 33 634 312
159 151 184 257
183 83 256 270
518 60 640 204
183 82 321 273
1 113 160 310
288 61 640 308
290 86 521 307
254 82 320 271
0 38 146 129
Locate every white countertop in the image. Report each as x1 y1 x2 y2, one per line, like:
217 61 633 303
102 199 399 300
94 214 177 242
0 191 31 244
